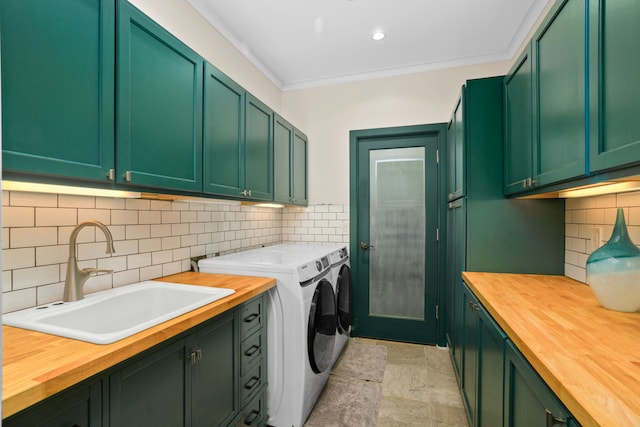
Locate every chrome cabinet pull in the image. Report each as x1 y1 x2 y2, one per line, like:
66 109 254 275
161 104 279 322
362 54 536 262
124 171 132 182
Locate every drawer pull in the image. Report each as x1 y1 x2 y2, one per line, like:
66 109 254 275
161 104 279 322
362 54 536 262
244 376 260 390
244 409 260 426
244 345 260 357
545 409 566 426
244 313 259 323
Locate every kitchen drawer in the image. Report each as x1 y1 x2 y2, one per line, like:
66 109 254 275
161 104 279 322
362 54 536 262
241 329 264 375
240 296 264 339
235 387 266 427
240 359 265 407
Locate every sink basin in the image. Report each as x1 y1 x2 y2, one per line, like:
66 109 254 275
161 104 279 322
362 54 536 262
3 281 235 344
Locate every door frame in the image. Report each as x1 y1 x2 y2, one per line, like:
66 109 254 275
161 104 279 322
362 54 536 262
349 123 448 346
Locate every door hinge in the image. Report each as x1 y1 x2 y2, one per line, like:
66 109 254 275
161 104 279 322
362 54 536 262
435 304 439 320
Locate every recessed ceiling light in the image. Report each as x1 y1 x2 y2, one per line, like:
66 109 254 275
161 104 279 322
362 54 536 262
372 31 385 41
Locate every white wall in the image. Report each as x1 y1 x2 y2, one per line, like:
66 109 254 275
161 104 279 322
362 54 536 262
282 61 512 204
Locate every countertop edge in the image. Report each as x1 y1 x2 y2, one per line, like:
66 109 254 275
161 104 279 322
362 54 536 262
2 272 276 419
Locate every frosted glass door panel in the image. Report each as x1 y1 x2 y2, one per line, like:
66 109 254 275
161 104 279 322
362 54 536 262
369 147 425 320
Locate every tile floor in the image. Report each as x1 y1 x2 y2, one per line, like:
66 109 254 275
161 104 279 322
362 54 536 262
353 338 469 427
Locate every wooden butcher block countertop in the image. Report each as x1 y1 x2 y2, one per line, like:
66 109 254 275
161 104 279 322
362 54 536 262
2 272 276 419
463 272 640 427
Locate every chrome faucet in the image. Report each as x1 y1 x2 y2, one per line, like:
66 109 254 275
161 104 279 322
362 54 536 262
63 220 116 302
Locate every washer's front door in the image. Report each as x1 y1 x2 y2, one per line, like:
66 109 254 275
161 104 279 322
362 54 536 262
307 279 337 373
336 265 351 335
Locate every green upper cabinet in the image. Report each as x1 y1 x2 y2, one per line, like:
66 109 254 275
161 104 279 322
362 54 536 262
588 0 640 172
244 94 274 201
531 0 587 187
292 129 309 205
203 62 245 197
1 0 115 183
504 44 535 195
274 114 308 206
203 66 273 201
116 0 203 192
447 91 465 201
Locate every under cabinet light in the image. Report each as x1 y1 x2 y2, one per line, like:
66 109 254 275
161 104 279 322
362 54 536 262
558 181 640 198
2 181 141 199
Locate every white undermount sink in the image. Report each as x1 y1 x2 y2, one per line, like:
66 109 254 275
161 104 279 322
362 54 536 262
3 281 235 344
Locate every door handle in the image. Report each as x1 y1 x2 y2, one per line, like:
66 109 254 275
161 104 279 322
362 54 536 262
360 242 374 250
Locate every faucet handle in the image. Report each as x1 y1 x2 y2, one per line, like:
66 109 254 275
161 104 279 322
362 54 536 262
83 268 114 276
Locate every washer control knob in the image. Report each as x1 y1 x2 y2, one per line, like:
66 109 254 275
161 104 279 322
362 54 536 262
316 260 322 271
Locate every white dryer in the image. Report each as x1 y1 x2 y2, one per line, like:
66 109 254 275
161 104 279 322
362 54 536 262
198 247 337 427
327 246 351 366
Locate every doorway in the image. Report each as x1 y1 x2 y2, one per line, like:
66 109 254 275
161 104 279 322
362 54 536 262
349 124 445 344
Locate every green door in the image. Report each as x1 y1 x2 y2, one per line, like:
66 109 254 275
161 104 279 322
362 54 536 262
589 0 640 172
532 0 587 186
504 44 534 195
203 63 245 197
446 197 465 380
117 0 203 192
350 125 441 344
1 0 115 183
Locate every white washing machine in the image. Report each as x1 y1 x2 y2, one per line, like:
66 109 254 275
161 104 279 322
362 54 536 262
198 246 337 427
270 244 351 367
327 246 351 366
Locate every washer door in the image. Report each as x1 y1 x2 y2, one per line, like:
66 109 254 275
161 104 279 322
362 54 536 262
336 265 352 334
307 279 337 374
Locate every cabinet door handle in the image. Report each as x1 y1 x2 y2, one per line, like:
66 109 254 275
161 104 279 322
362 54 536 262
244 344 260 356
545 409 566 426
243 410 260 426
124 170 132 182
244 376 260 390
244 313 259 323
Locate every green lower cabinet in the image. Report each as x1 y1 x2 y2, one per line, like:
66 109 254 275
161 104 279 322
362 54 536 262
461 283 506 427
109 311 239 427
3 380 103 427
504 340 572 427
109 338 190 426
461 285 479 426
477 306 506 427
191 312 239 427
116 0 203 193
1 0 115 183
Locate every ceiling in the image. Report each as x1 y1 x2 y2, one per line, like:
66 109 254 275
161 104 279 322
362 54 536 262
187 0 550 91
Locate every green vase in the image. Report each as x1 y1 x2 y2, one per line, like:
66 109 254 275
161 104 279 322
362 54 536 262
586 208 640 312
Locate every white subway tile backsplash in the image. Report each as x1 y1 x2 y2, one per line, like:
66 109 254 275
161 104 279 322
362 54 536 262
564 190 640 284
2 194 348 312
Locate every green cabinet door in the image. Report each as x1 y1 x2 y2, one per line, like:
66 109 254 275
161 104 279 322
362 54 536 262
244 94 274 201
117 0 203 192
192 312 239 427
292 129 308 206
589 0 640 172
1 0 115 183
447 91 465 201
504 340 572 427
504 44 535 195
477 306 506 427
461 284 479 427
446 198 465 381
4 380 102 427
273 114 294 204
110 338 190 426
532 0 587 186
274 115 308 206
203 62 245 197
